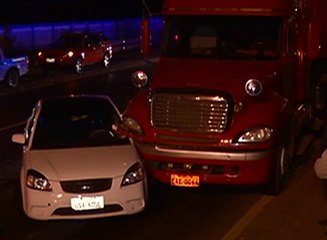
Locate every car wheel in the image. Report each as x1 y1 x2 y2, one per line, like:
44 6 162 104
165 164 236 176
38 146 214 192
5 69 19 87
102 53 111 69
75 58 83 73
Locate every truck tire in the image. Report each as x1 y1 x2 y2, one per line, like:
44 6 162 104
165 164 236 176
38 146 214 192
266 134 291 195
5 69 19 87
311 61 327 118
314 79 327 116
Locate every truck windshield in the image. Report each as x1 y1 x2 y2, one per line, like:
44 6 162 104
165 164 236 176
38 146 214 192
161 16 281 60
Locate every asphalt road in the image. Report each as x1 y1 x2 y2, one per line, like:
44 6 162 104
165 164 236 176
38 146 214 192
0 50 327 240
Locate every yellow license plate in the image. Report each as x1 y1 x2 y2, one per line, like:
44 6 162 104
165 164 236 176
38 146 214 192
170 174 200 187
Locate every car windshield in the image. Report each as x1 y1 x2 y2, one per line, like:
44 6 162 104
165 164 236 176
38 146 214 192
31 97 129 149
51 33 84 48
161 16 281 60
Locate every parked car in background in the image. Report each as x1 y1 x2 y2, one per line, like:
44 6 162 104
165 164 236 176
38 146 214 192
0 46 29 87
12 94 147 220
37 32 112 73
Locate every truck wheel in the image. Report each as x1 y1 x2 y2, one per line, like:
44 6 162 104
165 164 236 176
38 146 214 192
266 139 289 195
311 62 327 117
5 69 19 87
75 58 83 73
314 80 327 116
102 53 111 69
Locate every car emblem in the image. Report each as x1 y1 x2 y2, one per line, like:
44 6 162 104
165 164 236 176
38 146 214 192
81 185 91 191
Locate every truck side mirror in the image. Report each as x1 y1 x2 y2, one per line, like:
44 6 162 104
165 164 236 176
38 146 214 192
132 70 148 88
307 22 320 60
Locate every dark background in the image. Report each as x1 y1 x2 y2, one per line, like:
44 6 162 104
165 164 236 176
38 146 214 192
0 0 163 24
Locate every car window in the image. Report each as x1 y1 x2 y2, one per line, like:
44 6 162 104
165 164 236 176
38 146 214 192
31 98 129 149
85 35 101 47
52 33 83 48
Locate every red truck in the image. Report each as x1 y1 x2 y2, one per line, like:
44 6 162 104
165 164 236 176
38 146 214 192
119 0 327 194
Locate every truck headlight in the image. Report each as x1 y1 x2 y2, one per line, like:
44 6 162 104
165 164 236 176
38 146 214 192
26 169 52 191
122 117 143 136
236 126 272 143
245 79 262 96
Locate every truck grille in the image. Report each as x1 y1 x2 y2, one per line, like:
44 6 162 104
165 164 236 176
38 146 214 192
151 93 230 133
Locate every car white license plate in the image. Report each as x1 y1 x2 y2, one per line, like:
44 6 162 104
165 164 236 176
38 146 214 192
46 58 55 63
70 196 104 211
170 174 200 187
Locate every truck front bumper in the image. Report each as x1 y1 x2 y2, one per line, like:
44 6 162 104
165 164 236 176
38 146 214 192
135 142 275 186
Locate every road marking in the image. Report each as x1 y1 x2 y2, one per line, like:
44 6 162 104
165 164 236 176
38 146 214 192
0 121 26 132
222 195 273 240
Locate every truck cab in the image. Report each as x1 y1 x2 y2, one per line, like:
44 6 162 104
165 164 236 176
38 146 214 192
120 0 327 194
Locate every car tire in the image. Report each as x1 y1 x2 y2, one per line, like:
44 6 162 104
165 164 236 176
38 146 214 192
5 69 19 87
75 58 84 73
102 53 111 69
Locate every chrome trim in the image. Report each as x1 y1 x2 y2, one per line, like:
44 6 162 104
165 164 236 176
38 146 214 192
158 134 218 143
151 93 230 133
136 142 271 161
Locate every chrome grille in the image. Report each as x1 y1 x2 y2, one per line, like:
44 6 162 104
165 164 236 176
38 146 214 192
61 178 112 193
151 93 229 133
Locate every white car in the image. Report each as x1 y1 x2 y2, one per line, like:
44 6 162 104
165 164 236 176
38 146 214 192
12 94 147 220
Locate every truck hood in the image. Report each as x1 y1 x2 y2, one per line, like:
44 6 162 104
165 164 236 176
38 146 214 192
25 145 140 181
151 58 282 98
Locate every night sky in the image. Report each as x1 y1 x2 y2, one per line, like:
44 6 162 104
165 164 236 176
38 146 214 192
1 0 163 24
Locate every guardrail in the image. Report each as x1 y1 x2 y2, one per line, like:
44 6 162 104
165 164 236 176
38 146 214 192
0 17 163 54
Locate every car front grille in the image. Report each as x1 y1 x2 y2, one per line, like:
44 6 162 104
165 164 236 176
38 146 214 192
60 178 112 193
151 93 230 133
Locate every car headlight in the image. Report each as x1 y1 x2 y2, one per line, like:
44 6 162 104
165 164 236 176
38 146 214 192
245 79 262 96
26 169 52 191
236 126 272 143
121 163 144 186
67 51 74 57
121 117 143 136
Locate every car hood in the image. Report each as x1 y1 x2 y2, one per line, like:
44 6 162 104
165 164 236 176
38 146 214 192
151 57 282 98
24 145 140 181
